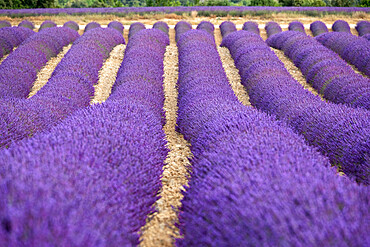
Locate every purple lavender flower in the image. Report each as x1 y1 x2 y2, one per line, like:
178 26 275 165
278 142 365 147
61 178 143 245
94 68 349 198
356 20 370 36
175 21 192 43
289 21 305 33
220 21 237 38
39 20 57 31
108 21 124 34
242 21 260 35
63 20 79 31
310 20 328 36
265 21 282 37
0 27 34 59
84 21 101 33
332 20 351 33
0 20 11 28
153 21 169 35
128 22 146 39
18 20 35 30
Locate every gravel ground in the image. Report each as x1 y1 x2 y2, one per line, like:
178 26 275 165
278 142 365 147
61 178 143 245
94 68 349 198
28 44 72 98
91 44 126 104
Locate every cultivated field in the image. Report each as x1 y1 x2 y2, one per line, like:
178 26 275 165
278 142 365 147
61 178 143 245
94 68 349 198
0 12 369 246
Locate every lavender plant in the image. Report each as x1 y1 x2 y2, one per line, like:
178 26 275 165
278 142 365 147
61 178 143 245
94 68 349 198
332 20 351 33
220 21 237 38
242 21 260 35
39 20 57 31
108 21 124 34
128 22 146 39
84 21 101 33
289 21 306 33
63 20 79 31
356 20 370 36
153 21 169 36
265 21 282 37
18 20 34 30
0 20 11 28
175 21 192 43
310 20 328 36
0 26 34 60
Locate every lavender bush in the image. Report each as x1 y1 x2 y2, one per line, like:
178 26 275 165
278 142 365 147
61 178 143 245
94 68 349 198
242 21 260 35
289 21 305 33
356 20 370 36
0 20 11 28
265 21 282 38
0 28 168 246
267 31 370 109
332 20 351 33
0 26 34 60
310 20 328 36
316 31 370 76
175 21 191 43
18 20 34 30
39 20 57 31
84 21 101 33
108 21 124 34
175 29 369 246
0 28 124 148
196 21 214 36
153 21 169 35
63 20 79 31
223 30 370 183
128 22 146 39
220 21 237 38
0 27 77 99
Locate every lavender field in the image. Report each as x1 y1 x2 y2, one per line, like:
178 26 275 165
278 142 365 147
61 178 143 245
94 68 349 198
0 17 369 246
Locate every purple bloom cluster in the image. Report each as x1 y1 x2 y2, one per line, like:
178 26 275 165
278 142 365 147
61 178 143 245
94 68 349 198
265 21 282 38
0 26 34 60
242 21 260 35
196 21 214 36
0 28 168 246
316 31 370 76
39 20 57 31
289 21 305 33
18 20 34 30
175 29 369 246
356 20 370 36
128 22 146 39
0 27 77 99
268 31 370 109
0 28 123 148
84 21 101 33
0 20 11 28
153 21 169 35
220 21 237 38
63 20 79 31
310 20 328 37
175 21 191 43
332 20 351 33
108 21 124 34
223 30 370 183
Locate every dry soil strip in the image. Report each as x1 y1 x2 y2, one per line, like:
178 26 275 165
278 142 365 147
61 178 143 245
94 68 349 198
271 48 326 101
28 44 72 98
91 44 126 104
140 44 192 247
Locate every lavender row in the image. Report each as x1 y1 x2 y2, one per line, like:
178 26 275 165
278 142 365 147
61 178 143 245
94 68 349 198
153 21 169 35
220 21 237 38
356 20 370 36
332 20 351 33
1 6 368 17
310 20 328 36
267 31 370 110
18 20 34 30
0 28 168 246
265 21 282 38
128 22 146 39
175 21 192 43
63 20 79 31
316 31 370 76
289 21 305 33
0 20 11 28
84 21 101 33
175 29 369 246
0 26 34 60
39 20 57 31
242 21 260 35
0 27 77 99
108 21 124 34
0 28 124 148
222 30 369 184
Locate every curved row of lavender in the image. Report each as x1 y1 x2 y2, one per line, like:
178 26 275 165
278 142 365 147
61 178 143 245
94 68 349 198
0 27 77 99
310 20 328 36
0 28 123 148
108 20 124 34
39 20 57 31
128 22 146 39
221 29 369 184
175 21 192 43
0 26 34 60
265 21 282 38
63 20 79 31
267 31 370 109
0 20 11 28
316 31 370 76
84 21 101 33
242 21 260 35
288 21 305 33
18 19 35 30
332 19 351 33
0 28 169 246
356 20 370 36
153 21 169 36
175 28 369 246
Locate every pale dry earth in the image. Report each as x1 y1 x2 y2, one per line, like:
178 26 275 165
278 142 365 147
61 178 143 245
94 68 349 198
91 44 126 104
28 44 72 98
